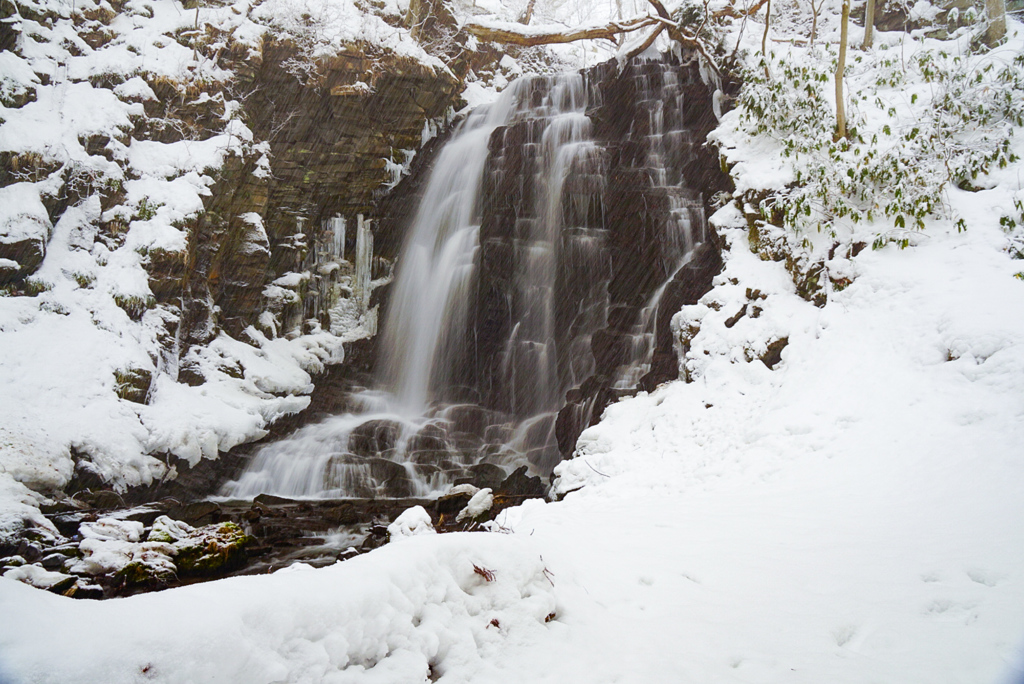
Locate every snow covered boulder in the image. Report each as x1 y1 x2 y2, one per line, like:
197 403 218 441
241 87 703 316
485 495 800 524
436 483 479 527
70 518 175 584
0 184 52 283
151 518 250 576
457 488 494 523
3 564 77 594
387 505 436 541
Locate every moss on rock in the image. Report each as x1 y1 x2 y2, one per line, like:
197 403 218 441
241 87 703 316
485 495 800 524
172 521 250 576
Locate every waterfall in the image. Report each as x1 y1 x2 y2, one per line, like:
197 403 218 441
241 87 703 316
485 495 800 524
221 54 715 500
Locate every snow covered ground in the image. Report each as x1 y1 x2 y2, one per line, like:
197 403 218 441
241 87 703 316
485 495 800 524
3 1 1024 682
3 193 1023 683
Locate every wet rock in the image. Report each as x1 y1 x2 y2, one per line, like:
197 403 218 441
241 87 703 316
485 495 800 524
360 524 389 552
442 405 496 436
407 422 449 452
348 419 401 457
68 582 105 600
409 449 450 465
449 431 484 454
495 466 547 500
555 376 616 458
16 540 43 563
435 484 479 526
50 511 95 538
75 489 126 510
38 496 88 515
760 337 789 370
412 463 442 482
66 458 106 495
367 458 414 498
459 463 506 491
253 493 296 506
483 423 514 444
166 501 222 527
322 452 364 490
116 503 170 527
172 521 250 576
39 552 69 570
323 503 359 526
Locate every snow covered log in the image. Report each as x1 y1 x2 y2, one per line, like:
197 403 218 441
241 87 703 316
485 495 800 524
463 14 661 46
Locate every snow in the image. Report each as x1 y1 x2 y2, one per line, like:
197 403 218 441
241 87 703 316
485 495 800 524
2 564 73 591
457 488 494 521
2 1 1024 683
0 183 52 244
70 517 176 577
250 0 448 73
387 505 436 540
0 533 557 684
5 197 1022 681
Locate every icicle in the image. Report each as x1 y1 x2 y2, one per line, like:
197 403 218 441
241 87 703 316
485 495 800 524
354 214 373 314
331 215 346 260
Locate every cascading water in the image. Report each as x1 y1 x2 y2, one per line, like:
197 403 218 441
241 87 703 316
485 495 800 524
222 54 718 501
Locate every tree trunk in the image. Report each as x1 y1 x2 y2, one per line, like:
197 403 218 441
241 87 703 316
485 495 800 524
862 0 875 49
835 0 850 140
518 0 537 25
985 0 1006 46
761 0 770 57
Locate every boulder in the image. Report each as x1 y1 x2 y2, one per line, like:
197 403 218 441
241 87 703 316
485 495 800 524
348 419 402 457
458 463 506 491
366 458 414 498
407 422 449 452
161 520 250 576
0 183 52 283
495 465 547 500
386 505 436 541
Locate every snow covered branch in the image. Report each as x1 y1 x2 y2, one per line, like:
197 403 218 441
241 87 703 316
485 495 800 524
463 0 722 76
462 14 661 46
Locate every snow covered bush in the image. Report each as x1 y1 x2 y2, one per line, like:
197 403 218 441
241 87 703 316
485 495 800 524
718 38 1024 258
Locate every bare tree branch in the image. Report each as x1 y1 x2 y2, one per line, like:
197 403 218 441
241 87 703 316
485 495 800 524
647 14 722 76
464 14 660 46
622 23 668 61
714 0 770 19
464 0 722 77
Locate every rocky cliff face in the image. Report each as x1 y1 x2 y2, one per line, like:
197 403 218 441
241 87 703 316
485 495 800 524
171 36 461 350
0 0 464 519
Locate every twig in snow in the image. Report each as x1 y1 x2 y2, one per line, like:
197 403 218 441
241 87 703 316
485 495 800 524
473 563 496 581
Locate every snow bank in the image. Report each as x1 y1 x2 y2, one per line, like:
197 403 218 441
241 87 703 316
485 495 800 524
0 533 556 684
